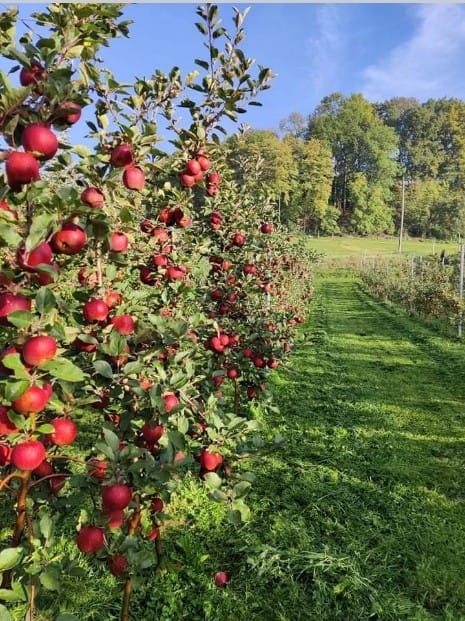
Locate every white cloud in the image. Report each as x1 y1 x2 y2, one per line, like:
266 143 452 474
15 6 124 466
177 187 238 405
362 4 465 103
307 6 345 100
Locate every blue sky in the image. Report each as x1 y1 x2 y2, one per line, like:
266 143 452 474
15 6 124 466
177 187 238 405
6 3 465 138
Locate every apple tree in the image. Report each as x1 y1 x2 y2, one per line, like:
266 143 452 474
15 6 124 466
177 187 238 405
0 4 315 619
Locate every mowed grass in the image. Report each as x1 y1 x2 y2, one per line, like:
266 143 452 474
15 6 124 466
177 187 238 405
6 272 465 620
307 236 460 265
130 273 465 620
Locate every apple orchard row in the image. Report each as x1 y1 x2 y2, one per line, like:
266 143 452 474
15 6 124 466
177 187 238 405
0 9 315 615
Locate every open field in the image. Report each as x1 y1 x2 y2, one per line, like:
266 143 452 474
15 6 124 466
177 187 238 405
8 272 465 620
307 236 460 264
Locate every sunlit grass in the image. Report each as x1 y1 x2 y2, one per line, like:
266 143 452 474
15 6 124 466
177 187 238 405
307 235 460 260
5 272 465 619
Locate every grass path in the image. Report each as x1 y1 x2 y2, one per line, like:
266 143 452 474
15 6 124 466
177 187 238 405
246 272 465 620
10 273 465 621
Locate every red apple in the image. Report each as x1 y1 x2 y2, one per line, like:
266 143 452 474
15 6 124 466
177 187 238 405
210 212 222 228
12 384 52 415
261 222 274 234
87 458 108 479
83 299 109 323
49 474 66 494
152 254 168 268
16 241 53 272
199 449 223 472
207 172 221 185
51 222 87 255
56 101 81 125
0 444 12 466
81 187 105 208
159 207 175 225
22 335 57 366
232 232 245 246
150 497 164 514
19 63 45 86
0 405 18 436
197 155 211 171
11 440 46 471
243 263 257 275
76 525 105 554
21 123 58 160
163 392 179 413
180 173 196 188
140 219 154 233
108 232 129 253
141 422 164 443
152 228 170 244
111 314 135 335
122 166 145 190
33 459 54 478
0 294 31 326
214 571 229 587
165 266 185 281
6 151 40 189
104 291 122 309
101 483 132 511
110 144 134 168
0 199 17 219
184 159 201 176
105 509 125 529
108 554 128 576
139 267 156 285
46 418 78 446
143 527 160 541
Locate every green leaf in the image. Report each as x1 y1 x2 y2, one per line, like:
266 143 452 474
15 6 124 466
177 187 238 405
0 223 21 247
227 509 242 526
1 353 29 380
0 581 27 603
4 380 29 402
25 213 55 252
232 480 251 500
0 603 13 620
122 361 142 376
210 489 228 502
194 58 209 70
39 513 53 540
93 360 113 379
36 287 56 314
195 22 208 35
0 547 23 571
6 310 34 329
36 423 55 434
203 472 222 490
102 427 120 453
41 358 84 382
56 615 80 621
39 567 60 591
231 499 251 521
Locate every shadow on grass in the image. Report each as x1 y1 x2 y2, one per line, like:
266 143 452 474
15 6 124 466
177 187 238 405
7 275 465 621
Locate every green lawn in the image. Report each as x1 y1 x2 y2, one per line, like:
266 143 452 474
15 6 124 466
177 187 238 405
307 236 460 265
6 272 465 620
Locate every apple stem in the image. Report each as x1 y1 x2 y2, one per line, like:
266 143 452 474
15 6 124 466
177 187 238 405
120 579 132 621
120 497 141 621
1 470 31 590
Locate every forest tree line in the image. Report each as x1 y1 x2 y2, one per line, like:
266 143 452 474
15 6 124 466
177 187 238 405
224 94 465 239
